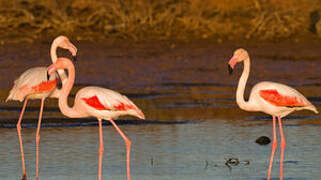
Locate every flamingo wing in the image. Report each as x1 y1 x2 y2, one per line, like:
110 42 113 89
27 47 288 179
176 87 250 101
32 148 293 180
7 67 58 101
77 86 145 119
259 89 311 107
81 95 111 110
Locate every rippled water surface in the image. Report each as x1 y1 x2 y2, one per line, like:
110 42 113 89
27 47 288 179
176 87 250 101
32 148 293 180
0 41 320 179
1 119 321 180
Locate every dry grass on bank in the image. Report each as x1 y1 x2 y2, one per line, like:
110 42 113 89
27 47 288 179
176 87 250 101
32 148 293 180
0 0 320 42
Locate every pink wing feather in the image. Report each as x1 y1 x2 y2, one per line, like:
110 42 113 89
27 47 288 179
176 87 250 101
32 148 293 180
78 87 145 119
259 89 310 107
81 95 111 110
6 67 58 101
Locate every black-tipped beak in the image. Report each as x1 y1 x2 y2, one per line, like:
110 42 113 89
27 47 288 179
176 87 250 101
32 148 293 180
228 64 233 75
47 71 50 80
56 73 62 89
72 55 77 62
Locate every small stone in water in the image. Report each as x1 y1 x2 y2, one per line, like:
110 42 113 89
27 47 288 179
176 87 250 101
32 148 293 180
226 158 239 166
225 157 239 171
255 136 271 145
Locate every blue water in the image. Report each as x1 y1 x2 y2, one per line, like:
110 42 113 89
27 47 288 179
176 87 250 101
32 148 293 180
0 118 320 180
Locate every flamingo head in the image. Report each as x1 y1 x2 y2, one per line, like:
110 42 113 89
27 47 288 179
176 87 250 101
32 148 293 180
47 57 72 76
54 36 78 60
228 48 249 75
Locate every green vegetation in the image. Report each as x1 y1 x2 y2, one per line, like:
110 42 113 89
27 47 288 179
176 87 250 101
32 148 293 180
0 0 320 42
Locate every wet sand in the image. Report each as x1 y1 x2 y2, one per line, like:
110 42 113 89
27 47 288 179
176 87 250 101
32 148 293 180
0 40 320 179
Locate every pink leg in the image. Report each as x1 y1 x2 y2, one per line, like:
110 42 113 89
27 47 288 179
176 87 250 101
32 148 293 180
98 119 104 180
17 99 28 180
109 119 131 180
36 98 45 180
267 116 277 180
278 116 286 180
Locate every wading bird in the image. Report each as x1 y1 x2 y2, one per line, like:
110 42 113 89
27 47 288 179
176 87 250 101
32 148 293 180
6 36 77 180
228 48 318 180
47 57 145 180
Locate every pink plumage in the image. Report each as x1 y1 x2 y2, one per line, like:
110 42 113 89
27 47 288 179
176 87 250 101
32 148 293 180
74 86 145 120
47 57 145 180
6 67 58 102
6 36 77 180
247 81 317 118
259 89 310 107
228 48 318 180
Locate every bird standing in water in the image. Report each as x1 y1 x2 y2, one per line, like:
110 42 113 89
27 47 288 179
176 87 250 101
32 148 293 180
228 48 318 180
47 57 145 180
6 36 77 180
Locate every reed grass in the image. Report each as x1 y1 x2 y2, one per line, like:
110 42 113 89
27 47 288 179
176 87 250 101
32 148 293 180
0 0 320 42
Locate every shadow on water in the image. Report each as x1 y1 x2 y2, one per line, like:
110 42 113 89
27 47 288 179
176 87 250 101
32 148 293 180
246 115 321 121
153 101 232 109
0 118 198 128
284 160 299 164
0 105 61 113
125 92 171 99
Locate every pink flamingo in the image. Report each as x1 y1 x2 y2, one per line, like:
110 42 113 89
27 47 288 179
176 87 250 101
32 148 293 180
47 57 145 180
228 49 318 180
6 36 77 180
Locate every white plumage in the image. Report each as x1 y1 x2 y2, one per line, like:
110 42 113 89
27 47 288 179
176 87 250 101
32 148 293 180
228 48 318 180
249 81 318 117
75 86 145 119
6 67 58 101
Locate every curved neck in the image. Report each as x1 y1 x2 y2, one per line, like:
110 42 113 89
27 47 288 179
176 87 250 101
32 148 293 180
50 42 58 63
59 62 86 118
236 57 255 111
50 42 67 83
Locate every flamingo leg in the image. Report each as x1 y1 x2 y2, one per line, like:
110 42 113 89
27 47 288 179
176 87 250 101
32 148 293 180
267 116 277 180
17 99 28 180
98 119 104 180
278 116 285 180
109 119 131 180
36 98 45 180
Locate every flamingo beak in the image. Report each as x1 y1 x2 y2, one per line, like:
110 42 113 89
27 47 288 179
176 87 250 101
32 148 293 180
68 42 77 62
47 64 57 76
47 72 50 80
228 57 238 75
66 40 78 61
228 64 233 75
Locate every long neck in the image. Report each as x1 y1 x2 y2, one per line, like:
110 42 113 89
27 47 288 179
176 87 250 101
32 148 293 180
50 42 67 83
59 63 85 118
236 57 255 111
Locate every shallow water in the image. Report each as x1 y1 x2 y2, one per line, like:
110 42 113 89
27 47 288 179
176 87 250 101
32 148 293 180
0 41 320 179
1 119 321 180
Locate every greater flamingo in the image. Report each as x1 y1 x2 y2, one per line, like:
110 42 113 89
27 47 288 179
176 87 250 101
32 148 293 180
228 48 318 180
6 36 77 180
47 57 145 180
